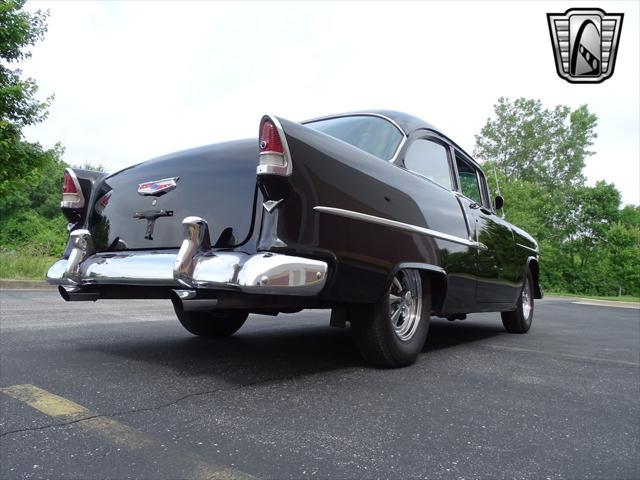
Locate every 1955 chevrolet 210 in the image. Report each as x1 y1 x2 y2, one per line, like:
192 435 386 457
47 110 542 367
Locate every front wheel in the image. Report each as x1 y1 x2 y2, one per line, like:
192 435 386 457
350 269 431 368
501 269 534 333
172 301 248 338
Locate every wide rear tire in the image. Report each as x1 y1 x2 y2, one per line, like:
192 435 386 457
501 269 534 334
172 301 248 338
350 269 431 368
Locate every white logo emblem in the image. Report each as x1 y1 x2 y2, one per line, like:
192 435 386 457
137 177 179 196
547 8 623 83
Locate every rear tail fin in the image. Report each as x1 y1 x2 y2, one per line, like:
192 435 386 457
60 167 107 224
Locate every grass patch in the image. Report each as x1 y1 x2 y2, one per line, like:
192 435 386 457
547 291 639 303
0 250 57 280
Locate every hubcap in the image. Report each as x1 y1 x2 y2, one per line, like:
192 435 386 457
388 270 423 341
522 277 532 320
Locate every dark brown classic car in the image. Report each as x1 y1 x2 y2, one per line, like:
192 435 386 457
48 111 542 367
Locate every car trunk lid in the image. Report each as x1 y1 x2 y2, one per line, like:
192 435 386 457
88 139 258 251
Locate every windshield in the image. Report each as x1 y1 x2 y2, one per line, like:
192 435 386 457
305 115 404 161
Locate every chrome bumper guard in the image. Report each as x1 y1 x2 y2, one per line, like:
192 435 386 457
46 216 328 296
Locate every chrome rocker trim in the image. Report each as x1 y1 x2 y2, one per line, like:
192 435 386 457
47 217 328 296
314 206 488 250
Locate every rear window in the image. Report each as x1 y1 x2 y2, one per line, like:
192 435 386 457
305 115 403 161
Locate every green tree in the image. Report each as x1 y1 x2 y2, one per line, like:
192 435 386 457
605 222 640 296
619 205 640 228
0 0 74 259
0 0 59 218
475 97 638 297
474 97 597 190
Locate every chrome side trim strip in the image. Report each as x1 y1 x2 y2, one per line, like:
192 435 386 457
313 206 487 250
516 243 539 254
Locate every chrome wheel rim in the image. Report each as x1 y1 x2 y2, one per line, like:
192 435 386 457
522 277 532 320
388 270 423 341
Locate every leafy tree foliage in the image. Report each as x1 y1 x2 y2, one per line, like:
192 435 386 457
0 0 67 255
476 97 639 296
475 97 597 190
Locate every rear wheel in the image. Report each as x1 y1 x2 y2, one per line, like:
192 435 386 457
501 269 534 333
350 269 431 368
172 301 248 338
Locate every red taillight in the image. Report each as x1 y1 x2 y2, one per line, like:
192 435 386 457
63 171 78 194
257 115 291 176
61 168 85 209
259 120 284 155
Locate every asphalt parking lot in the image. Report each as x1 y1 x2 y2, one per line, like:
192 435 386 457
0 289 638 480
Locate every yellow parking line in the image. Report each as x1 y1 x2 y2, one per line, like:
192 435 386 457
2 384 255 479
1 384 90 419
1 384 153 449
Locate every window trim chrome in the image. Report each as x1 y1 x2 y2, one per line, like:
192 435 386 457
301 112 408 163
402 136 456 191
313 206 487 250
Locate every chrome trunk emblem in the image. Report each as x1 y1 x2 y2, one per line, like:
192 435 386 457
137 177 179 196
133 209 174 240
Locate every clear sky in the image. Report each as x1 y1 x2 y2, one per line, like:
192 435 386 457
23 1 639 205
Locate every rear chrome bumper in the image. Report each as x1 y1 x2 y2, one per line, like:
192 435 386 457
46 217 328 296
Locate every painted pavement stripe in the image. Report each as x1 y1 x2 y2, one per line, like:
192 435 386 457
1 384 254 480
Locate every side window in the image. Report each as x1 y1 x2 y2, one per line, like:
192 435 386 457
404 139 453 190
455 154 482 204
306 115 403 161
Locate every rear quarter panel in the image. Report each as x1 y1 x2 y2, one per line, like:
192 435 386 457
260 119 476 306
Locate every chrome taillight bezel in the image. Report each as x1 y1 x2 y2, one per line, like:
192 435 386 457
61 168 85 209
257 115 292 177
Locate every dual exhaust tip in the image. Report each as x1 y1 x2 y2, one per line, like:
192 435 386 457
58 285 99 302
58 285 214 312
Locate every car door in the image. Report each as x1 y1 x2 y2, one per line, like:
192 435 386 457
401 134 478 313
453 151 516 304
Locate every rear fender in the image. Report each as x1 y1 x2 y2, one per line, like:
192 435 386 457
256 117 464 304
386 263 448 314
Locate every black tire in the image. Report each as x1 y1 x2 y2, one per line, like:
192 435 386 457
350 269 431 368
501 269 534 334
172 301 248 338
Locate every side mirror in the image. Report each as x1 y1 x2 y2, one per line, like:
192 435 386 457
494 195 504 210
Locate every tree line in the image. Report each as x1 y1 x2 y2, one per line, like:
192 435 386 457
475 98 639 296
1 1 638 295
